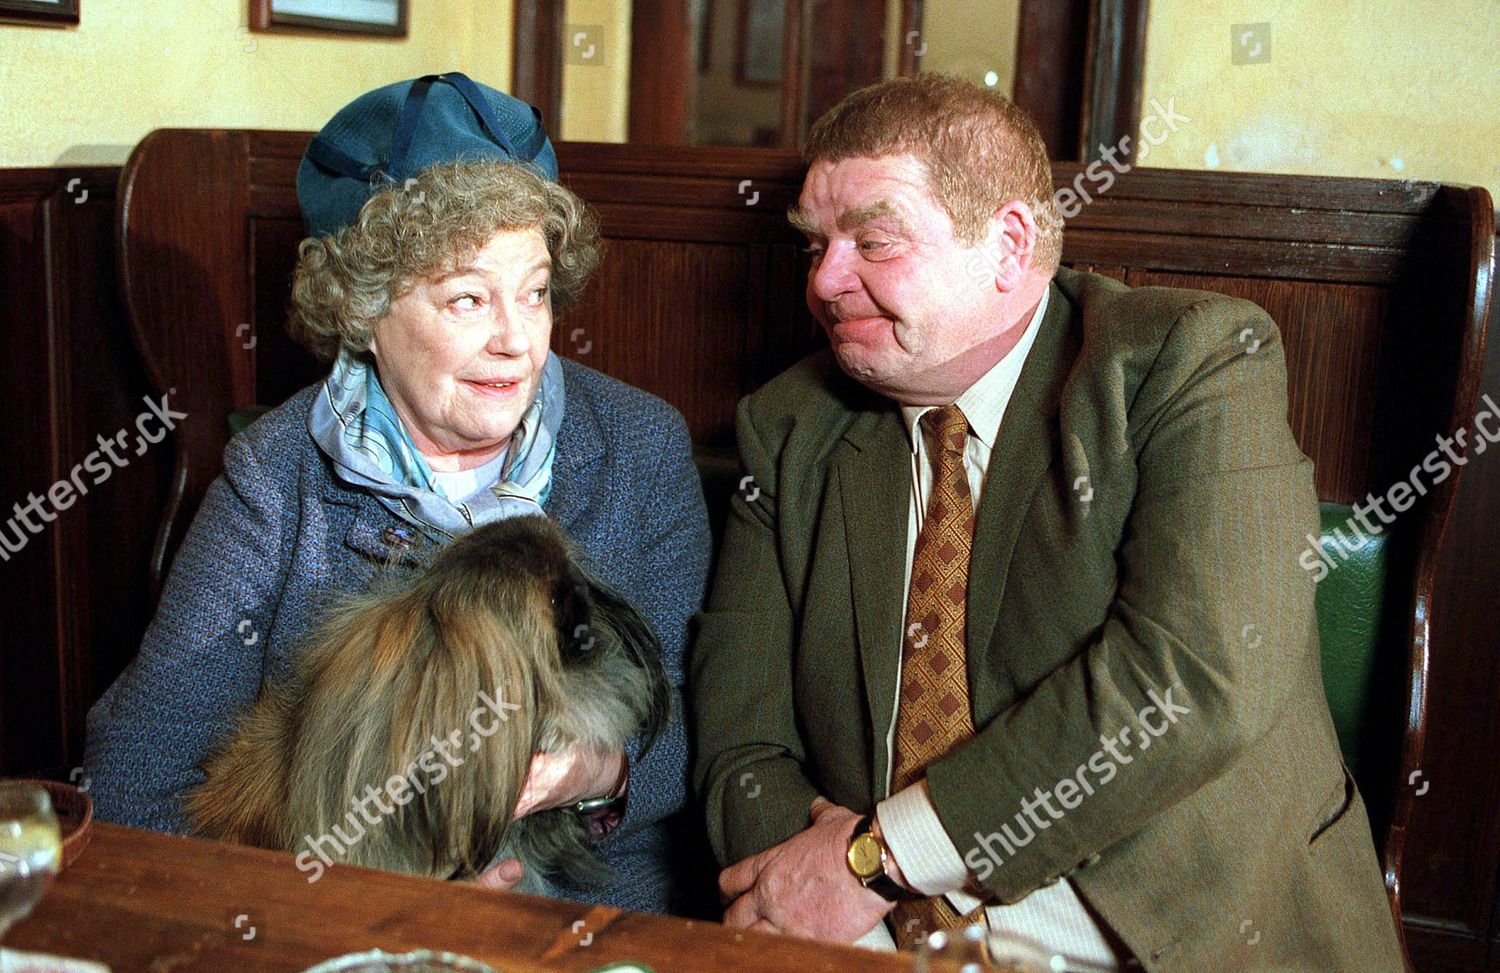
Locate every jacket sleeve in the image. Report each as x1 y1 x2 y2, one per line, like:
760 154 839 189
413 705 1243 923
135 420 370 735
924 297 1322 902
82 432 293 833
690 398 822 867
605 406 712 842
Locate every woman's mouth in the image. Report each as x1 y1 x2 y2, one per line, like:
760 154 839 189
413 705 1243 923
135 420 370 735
462 379 523 397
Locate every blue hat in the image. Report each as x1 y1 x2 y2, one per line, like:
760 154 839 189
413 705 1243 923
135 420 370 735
297 72 558 237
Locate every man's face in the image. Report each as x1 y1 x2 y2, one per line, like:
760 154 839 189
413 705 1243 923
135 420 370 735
792 154 1010 405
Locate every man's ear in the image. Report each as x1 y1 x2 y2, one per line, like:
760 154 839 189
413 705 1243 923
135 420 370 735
988 200 1039 292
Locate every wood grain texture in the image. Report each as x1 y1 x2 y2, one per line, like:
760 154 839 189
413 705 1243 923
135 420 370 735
801 0 886 145
1014 0 1091 162
4 823 911 972
0 0 79 26
117 129 255 600
628 0 692 143
1080 0 1148 163
94 133 1497 969
512 0 564 130
0 167 168 780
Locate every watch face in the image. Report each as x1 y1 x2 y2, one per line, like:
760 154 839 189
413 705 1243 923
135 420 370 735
847 833 884 878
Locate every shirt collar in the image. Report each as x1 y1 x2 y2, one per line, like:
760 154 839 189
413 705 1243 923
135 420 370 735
900 286 1051 451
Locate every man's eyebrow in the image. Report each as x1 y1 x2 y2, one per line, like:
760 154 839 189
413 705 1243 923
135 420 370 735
836 201 905 232
787 207 820 237
787 201 908 238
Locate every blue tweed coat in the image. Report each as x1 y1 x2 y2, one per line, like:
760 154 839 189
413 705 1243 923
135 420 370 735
83 358 712 915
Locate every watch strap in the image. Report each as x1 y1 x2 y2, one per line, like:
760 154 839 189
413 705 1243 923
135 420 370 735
850 814 915 902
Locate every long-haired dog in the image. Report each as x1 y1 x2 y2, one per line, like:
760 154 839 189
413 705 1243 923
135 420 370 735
186 515 669 893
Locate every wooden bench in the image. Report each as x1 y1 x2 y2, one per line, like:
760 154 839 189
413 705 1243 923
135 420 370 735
115 130 1495 952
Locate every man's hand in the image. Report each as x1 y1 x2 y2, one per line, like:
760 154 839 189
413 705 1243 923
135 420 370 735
719 797 895 940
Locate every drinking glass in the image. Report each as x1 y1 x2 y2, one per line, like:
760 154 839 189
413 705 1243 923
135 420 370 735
0 782 62 941
913 923 1063 972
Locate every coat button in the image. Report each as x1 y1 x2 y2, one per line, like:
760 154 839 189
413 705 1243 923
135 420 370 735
1082 852 1102 867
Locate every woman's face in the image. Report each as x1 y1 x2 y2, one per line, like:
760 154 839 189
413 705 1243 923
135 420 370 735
369 227 554 472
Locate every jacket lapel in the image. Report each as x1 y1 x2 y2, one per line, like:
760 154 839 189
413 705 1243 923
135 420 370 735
967 283 1075 670
835 409 911 794
543 378 606 533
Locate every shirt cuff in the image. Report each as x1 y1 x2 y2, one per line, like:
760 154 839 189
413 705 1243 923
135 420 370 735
876 781 969 898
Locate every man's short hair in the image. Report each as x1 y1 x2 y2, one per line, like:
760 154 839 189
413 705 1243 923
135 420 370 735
804 74 1063 274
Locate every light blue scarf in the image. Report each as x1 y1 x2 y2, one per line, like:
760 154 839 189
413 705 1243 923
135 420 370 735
309 348 565 540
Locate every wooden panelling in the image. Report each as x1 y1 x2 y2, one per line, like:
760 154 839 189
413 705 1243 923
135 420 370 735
1127 272 1390 504
0 176 63 774
0 168 169 778
1080 0 1149 163
249 217 324 407
628 0 693 143
512 0 565 134
0 130 1483 970
1403 230 1500 956
802 0 887 142
1014 0 1092 161
558 239 815 445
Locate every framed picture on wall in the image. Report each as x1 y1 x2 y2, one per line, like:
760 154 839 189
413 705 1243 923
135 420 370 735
251 0 407 37
0 0 80 27
735 0 785 86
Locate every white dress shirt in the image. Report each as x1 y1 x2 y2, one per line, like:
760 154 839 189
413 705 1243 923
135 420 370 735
855 291 1126 969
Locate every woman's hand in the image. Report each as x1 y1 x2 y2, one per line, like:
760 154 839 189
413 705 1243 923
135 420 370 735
476 749 626 894
476 857 525 891
512 747 627 820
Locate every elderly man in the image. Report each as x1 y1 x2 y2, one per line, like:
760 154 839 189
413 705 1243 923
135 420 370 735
690 75 1404 970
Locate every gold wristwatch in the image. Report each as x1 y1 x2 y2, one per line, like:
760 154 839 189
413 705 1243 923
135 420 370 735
846 814 912 902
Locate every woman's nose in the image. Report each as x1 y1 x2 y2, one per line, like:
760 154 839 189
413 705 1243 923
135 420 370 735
485 304 533 356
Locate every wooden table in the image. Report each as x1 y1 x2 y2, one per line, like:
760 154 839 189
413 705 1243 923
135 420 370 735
6 823 911 972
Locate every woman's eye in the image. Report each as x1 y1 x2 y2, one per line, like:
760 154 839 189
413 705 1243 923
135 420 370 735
449 294 482 310
526 285 549 305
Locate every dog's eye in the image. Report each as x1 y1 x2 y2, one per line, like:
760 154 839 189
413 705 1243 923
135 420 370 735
552 580 596 658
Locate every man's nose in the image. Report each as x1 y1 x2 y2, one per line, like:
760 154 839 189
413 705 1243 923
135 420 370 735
808 245 858 304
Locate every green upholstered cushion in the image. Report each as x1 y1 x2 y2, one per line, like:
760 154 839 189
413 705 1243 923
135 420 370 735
1313 501 1389 775
227 405 271 438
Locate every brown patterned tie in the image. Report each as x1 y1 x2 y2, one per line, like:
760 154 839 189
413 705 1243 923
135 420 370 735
889 404 984 948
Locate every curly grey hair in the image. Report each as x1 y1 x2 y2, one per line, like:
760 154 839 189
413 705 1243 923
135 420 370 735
290 160 601 361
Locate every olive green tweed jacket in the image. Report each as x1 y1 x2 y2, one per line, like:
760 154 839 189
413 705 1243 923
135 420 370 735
691 267 1404 971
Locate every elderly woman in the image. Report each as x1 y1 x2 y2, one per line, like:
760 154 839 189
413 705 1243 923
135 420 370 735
82 74 711 915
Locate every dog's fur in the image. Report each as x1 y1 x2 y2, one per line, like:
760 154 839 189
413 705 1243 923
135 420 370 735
186 515 670 892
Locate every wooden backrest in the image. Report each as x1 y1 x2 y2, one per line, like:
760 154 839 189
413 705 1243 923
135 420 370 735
116 130 1494 921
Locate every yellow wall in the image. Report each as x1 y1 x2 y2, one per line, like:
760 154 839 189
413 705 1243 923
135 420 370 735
558 0 631 142
0 0 513 167
690 0 781 145
1140 0 1499 202
918 0 1020 96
